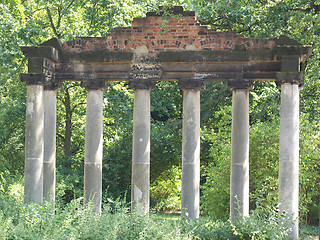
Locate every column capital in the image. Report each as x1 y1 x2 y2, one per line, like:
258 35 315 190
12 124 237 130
178 79 205 90
129 80 156 90
21 73 45 86
276 72 304 90
81 80 108 90
228 80 254 90
21 71 59 88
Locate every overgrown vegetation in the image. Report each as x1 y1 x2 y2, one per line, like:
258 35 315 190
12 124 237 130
0 180 317 239
0 189 303 240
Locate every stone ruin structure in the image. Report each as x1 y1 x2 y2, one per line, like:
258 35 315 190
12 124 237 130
20 6 311 239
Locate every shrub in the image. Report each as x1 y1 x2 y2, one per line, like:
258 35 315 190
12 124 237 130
200 105 232 219
0 194 190 239
0 192 314 240
181 205 291 240
150 166 181 212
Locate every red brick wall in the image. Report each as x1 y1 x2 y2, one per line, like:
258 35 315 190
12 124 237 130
63 10 275 53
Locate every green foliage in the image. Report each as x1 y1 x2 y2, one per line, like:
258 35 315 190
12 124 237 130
102 130 132 199
181 206 291 240
150 166 181 212
299 224 319 239
200 105 232 220
84 0 147 36
299 114 320 225
0 193 189 240
56 82 86 164
56 165 84 203
0 191 304 240
102 82 134 199
0 3 27 175
226 206 291 240
248 120 280 212
148 81 183 211
249 81 280 124
0 175 24 203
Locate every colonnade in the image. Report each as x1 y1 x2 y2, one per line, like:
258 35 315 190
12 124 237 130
23 74 301 239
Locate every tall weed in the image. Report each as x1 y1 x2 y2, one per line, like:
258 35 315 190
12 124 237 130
0 193 312 239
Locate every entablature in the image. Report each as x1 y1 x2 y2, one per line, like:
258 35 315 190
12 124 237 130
20 6 311 87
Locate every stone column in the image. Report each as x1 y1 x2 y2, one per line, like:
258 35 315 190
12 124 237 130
130 80 155 214
43 83 59 202
21 54 57 204
228 80 253 219
179 80 204 219
24 81 44 204
277 71 302 240
82 81 107 213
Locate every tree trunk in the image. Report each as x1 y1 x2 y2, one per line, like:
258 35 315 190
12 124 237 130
64 88 72 168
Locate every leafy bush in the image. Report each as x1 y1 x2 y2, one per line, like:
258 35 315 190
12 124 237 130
56 167 84 204
299 224 319 239
0 196 189 240
0 191 302 240
150 166 181 212
299 114 320 225
180 205 291 240
200 105 232 220
227 207 291 240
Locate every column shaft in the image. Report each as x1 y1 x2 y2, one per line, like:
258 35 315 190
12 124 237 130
84 89 103 212
279 83 299 240
230 89 249 219
24 84 44 203
43 89 56 201
131 89 150 214
181 89 201 219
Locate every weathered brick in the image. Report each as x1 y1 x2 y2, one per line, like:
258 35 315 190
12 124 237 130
62 8 276 53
